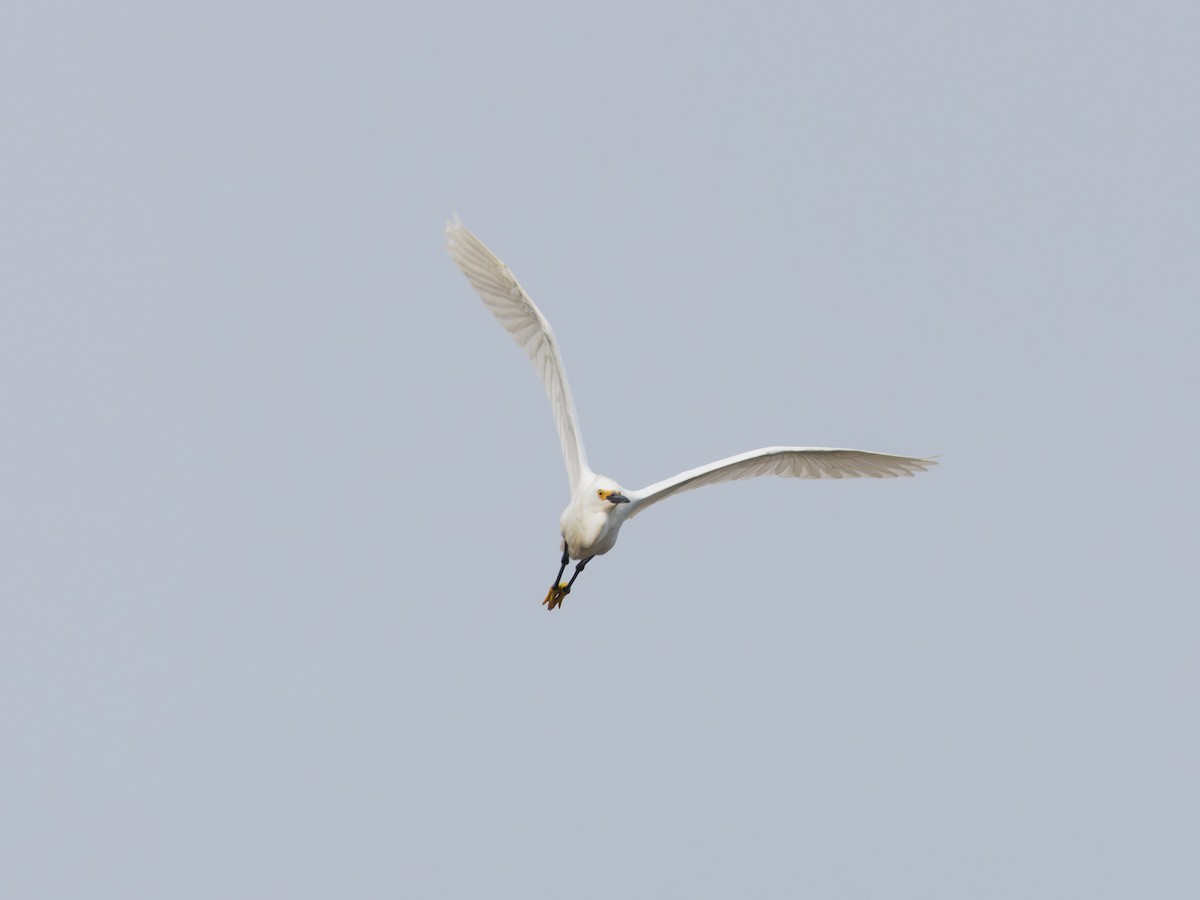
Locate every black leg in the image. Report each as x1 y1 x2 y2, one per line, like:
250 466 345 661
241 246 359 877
543 542 572 609
552 542 570 587
562 556 593 595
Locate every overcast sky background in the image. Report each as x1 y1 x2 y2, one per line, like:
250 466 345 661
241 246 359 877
3 2 1198 897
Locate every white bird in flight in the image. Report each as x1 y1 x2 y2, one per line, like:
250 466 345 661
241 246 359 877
446 217 935 610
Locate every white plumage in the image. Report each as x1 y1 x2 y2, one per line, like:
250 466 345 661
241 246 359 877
446 216 935 609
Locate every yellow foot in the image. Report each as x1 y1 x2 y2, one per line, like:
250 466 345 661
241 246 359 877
542 582 569 610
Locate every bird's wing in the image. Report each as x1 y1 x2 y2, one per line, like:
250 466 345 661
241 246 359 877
625 447 935 518
446 217 591 494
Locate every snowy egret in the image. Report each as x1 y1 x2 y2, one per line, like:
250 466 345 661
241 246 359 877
446 217 935 610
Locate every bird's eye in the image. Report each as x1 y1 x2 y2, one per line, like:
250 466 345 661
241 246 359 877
597 489 605 499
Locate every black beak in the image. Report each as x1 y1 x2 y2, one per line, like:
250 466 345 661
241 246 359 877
608 492 630 504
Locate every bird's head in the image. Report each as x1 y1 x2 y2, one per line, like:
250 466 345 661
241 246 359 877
592 479 631 511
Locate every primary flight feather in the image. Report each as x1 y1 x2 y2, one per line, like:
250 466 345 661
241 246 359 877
446 217 935 610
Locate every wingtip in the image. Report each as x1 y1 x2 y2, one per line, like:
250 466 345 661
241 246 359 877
445 213 467 258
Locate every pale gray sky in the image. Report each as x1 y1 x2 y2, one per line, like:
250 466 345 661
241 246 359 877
3 2 1198 898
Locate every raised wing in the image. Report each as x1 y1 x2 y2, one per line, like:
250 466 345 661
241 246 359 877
446 217 591 494
626 447 935 518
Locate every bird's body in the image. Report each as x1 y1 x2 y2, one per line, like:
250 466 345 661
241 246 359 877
560 475 631 560
446 217 935 609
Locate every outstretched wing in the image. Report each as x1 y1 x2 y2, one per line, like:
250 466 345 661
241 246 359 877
625 447 935 518
446 217 592 494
